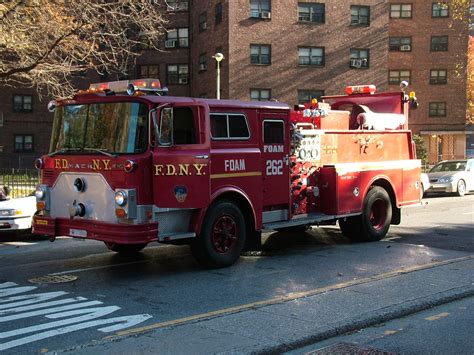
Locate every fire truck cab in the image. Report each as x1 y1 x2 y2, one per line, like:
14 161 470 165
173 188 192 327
33 79 421 268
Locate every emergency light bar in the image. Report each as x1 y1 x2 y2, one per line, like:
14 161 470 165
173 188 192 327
345 85 376 95
87 79 167 96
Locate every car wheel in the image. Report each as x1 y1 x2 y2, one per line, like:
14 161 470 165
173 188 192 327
456 179 466 197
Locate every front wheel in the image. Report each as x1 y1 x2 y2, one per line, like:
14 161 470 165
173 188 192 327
339 186 392 242
104 242 147 255
191 200 246 268
456 179 466 197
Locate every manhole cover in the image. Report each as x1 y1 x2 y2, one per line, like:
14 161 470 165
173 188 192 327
28 275 78 284
307 342 396 355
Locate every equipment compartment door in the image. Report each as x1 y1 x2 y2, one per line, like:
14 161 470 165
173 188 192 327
152 104 210 208
260 116 291 208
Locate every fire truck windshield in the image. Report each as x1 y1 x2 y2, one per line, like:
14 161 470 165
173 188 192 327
49 102 149 155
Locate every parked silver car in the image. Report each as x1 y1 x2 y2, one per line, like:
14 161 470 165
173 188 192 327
426 159 474 196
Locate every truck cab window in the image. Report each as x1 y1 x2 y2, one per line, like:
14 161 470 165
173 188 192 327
159 107 196 146
264 120 284 143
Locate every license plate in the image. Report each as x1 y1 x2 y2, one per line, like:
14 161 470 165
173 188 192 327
69 228 87 238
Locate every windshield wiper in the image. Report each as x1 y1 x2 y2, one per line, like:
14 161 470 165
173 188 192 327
82 148 117 158
48 147 82 157
48 147 117 158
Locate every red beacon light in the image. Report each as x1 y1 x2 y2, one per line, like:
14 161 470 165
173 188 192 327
87 79 167 96
345 85 376 95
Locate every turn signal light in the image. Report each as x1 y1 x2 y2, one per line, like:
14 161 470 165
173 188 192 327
37 201 46 210
115 208 127 218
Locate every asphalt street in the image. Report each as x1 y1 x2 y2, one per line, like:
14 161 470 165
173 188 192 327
0 193 473 354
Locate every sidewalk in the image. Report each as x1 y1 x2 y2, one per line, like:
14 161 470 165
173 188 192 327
55 256 474 354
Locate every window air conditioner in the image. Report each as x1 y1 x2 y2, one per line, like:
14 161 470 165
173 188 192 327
165 40 176 48
179 77 188 84
350 58 363 67
199 64 207 71
202 22 207 29
260 11 271 19
400 45 411 51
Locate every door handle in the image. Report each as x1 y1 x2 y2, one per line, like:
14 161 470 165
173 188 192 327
195 155 209 159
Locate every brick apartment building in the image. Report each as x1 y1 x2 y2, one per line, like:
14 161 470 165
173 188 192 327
0 0 470 168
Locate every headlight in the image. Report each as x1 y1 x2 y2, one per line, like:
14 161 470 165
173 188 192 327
35 187 45 200
0 209 20 217
114 190 127 206
439 176 454 183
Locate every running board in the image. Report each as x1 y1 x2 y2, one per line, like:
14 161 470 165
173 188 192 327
158 232 196 242
263 212 359 231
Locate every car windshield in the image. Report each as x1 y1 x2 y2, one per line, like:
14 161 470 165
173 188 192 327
430 161 466 173
50 102 149 154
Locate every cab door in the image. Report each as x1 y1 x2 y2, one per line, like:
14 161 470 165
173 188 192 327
259 114 291 209
152 104 210 208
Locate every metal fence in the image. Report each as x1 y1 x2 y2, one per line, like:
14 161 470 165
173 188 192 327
0 168 40 198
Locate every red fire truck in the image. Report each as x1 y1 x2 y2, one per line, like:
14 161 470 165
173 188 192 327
33 79 421 267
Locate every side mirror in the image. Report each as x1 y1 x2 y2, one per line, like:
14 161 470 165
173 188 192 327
158 107 173 146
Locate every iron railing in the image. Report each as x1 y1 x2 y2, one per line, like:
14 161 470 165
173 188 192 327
0 168 39 198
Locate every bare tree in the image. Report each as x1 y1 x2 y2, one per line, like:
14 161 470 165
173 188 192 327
0 0 167 98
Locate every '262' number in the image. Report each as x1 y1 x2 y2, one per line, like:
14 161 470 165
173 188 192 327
266 160 283 176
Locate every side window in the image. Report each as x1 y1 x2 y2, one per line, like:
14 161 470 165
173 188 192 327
210 113 250 140
263 121 284 144
173 107 196 144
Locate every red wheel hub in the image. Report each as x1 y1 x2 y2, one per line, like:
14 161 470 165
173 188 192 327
211 214 238 254
369 198 387 230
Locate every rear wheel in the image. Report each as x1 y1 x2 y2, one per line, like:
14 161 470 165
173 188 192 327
104 242 147 255
456 179 466 197
339 186 392 242
191 200 246 268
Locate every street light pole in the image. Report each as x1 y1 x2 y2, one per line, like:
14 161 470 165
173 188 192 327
212 53 224 100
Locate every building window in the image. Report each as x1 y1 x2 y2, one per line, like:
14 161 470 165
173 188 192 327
298 47 325 66
250 44 271 65
390 4 412 18
13 95 33 113
389 70 411 85
14 135 33 152
167 64 189 85
298 3 325 23
389 37 412 51
138 65 159 79
199 53 207 71
165 28 189 48
250 0 271 19
199 12 207 32
431 36 448 51
349 48 369 68
297 90 324 104
351 5 370 25
429 102 447 117
432 2 449 17
250 89 271 101
166 0 189 11
430 69 447 84
215 2 222 24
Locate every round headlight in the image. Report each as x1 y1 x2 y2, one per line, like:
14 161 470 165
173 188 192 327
35 187 45 200
114 190 127 206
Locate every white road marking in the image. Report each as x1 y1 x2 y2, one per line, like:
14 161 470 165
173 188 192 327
0 292 68 310
0 297 88 315
0 282 152 351
0 300 102 322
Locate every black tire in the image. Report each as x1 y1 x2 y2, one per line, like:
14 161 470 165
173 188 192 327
104 242 147 254
191 200 246 268
456 179 466 197
339 186 392 242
